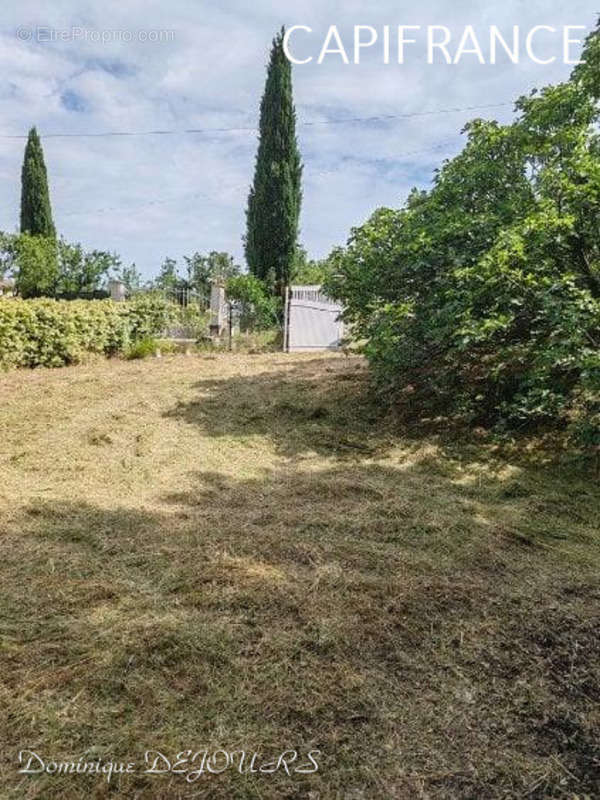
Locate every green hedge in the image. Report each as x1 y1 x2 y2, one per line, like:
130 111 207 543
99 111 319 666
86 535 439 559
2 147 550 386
0 295 174 369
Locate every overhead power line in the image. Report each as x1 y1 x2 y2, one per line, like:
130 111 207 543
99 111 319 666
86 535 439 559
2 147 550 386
0 102 513 140
299 102 512 126
60 139 462 218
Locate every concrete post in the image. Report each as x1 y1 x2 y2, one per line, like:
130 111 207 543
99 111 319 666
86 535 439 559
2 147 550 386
209 282 226 337
109 280 126 302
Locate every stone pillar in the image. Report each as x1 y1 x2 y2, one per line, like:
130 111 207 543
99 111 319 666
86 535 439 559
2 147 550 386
209 282 227 337
109 280 126 302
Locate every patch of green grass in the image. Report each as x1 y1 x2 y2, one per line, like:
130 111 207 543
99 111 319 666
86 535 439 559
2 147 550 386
124 336 160 360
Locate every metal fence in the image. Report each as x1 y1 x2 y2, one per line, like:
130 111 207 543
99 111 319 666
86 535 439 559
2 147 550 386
157 287 208 309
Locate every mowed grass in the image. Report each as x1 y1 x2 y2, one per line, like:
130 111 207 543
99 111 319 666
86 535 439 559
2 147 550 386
0 352 599 799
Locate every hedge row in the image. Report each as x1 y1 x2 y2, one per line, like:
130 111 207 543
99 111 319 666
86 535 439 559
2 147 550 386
0 295 174 369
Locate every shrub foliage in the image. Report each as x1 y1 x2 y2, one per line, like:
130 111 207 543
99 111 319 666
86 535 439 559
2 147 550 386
0 294 174 369
226 274 281 331
325 24 600 443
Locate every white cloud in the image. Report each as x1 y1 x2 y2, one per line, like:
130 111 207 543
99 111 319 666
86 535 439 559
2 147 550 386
0 1 596 275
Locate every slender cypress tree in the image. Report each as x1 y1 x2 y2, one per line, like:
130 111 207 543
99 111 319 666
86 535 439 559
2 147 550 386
245 28 302 296
20 127 55 238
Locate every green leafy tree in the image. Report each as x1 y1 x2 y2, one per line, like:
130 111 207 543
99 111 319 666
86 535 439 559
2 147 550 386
13 234 58 298
184 251 240 300
245 28 303 296
292 245 335 285
226 274 280 330
20 127 55 239
56 239 120 297
154 257 183 291
117 263 143 293
325 21 600 442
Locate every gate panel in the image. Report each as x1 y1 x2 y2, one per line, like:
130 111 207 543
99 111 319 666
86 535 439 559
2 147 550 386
286 285 344 352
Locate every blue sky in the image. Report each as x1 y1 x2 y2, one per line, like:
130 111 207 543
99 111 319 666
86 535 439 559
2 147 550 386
0 1 596 278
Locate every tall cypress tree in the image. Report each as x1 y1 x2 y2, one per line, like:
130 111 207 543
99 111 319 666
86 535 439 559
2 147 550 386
20 127 55 238
245 28 302 296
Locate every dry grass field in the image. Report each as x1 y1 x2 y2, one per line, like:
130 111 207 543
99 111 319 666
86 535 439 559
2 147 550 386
0 352 599 799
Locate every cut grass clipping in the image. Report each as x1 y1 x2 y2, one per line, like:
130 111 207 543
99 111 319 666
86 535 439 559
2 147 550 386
0 352 599 799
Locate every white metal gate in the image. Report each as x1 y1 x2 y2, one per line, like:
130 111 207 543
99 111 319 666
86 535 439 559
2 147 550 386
284 285 344 352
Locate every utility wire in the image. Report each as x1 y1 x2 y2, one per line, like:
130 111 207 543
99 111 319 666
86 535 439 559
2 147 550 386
299 102 512 126
0 102 513 140
60 139 461 218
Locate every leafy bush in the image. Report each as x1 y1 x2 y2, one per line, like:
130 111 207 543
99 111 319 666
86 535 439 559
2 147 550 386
127 292 175 339
0 295 174 369
325 25 600 445
126 337 179 359
292 246 335 285
55 239 120 297
232 328 282 353
13 234 58 299
169 303 210 339
125 336 160 360
226 274 281 331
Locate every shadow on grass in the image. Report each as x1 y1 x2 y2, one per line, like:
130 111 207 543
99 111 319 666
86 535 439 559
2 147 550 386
3 351 600 798
2 451 600 798
3 347 600 799
163 356 400 459
165 356 600 482
163 356 591 477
